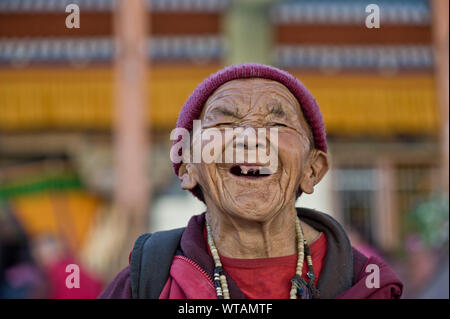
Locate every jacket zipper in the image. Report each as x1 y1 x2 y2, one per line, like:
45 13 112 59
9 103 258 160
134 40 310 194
174 255 215 289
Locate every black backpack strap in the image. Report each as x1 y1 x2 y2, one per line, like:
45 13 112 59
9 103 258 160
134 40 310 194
129 227 185 299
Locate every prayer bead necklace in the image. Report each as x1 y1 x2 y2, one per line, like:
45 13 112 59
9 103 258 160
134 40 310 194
205 217 320 299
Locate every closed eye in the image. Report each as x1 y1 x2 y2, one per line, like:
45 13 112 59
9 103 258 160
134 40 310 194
215 123 234 128
272 123 287 127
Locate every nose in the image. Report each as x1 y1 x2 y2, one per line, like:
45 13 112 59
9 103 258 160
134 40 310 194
234 127 266 150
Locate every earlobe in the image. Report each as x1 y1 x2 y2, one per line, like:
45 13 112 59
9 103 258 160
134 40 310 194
178 163 198 190
299 169 315 194
299 150 329 194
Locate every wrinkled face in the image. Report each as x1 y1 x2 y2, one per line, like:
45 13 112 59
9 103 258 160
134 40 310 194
180 78 326 222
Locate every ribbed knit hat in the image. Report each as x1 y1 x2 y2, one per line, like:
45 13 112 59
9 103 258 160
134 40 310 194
173 63 327 201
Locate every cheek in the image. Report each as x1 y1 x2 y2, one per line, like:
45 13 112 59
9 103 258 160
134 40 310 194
194 163 222 196
277 131 309 175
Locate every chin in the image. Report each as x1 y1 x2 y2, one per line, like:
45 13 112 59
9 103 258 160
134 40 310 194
221 189 284 222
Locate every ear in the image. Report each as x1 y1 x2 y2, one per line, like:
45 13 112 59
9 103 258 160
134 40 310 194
299 150 329 194
178 163 198 190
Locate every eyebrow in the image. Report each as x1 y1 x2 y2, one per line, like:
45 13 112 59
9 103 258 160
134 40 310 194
209 105 241 118
267 102 286 118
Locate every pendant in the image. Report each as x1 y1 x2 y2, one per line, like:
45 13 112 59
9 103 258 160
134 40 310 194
291 275 312 299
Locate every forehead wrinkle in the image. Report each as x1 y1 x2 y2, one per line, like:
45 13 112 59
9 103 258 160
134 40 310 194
202 79 314 146
206 84 249 104
253 86 299 111
202 94 246 120
251 86 314 145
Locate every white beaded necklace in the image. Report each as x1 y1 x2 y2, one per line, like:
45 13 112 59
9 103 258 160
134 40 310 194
205 217 319 299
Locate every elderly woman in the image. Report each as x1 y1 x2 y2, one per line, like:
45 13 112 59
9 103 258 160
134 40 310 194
100 64 403 299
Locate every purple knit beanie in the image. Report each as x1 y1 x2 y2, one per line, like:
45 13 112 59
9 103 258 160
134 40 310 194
173 63 327 202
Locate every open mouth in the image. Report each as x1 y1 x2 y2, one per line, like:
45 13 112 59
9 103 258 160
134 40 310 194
229 165 273 179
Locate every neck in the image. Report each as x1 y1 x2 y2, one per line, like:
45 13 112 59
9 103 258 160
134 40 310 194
205 203 299 259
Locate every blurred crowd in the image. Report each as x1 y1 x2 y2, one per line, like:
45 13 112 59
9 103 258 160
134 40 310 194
0 217 103 299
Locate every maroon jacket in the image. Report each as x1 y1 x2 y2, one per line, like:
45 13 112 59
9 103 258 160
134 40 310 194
99 208 403 299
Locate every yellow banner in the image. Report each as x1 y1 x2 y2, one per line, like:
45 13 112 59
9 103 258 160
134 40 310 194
0 66 438 135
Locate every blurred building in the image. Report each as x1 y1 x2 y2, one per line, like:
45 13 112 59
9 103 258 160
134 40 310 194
0 0 447 292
